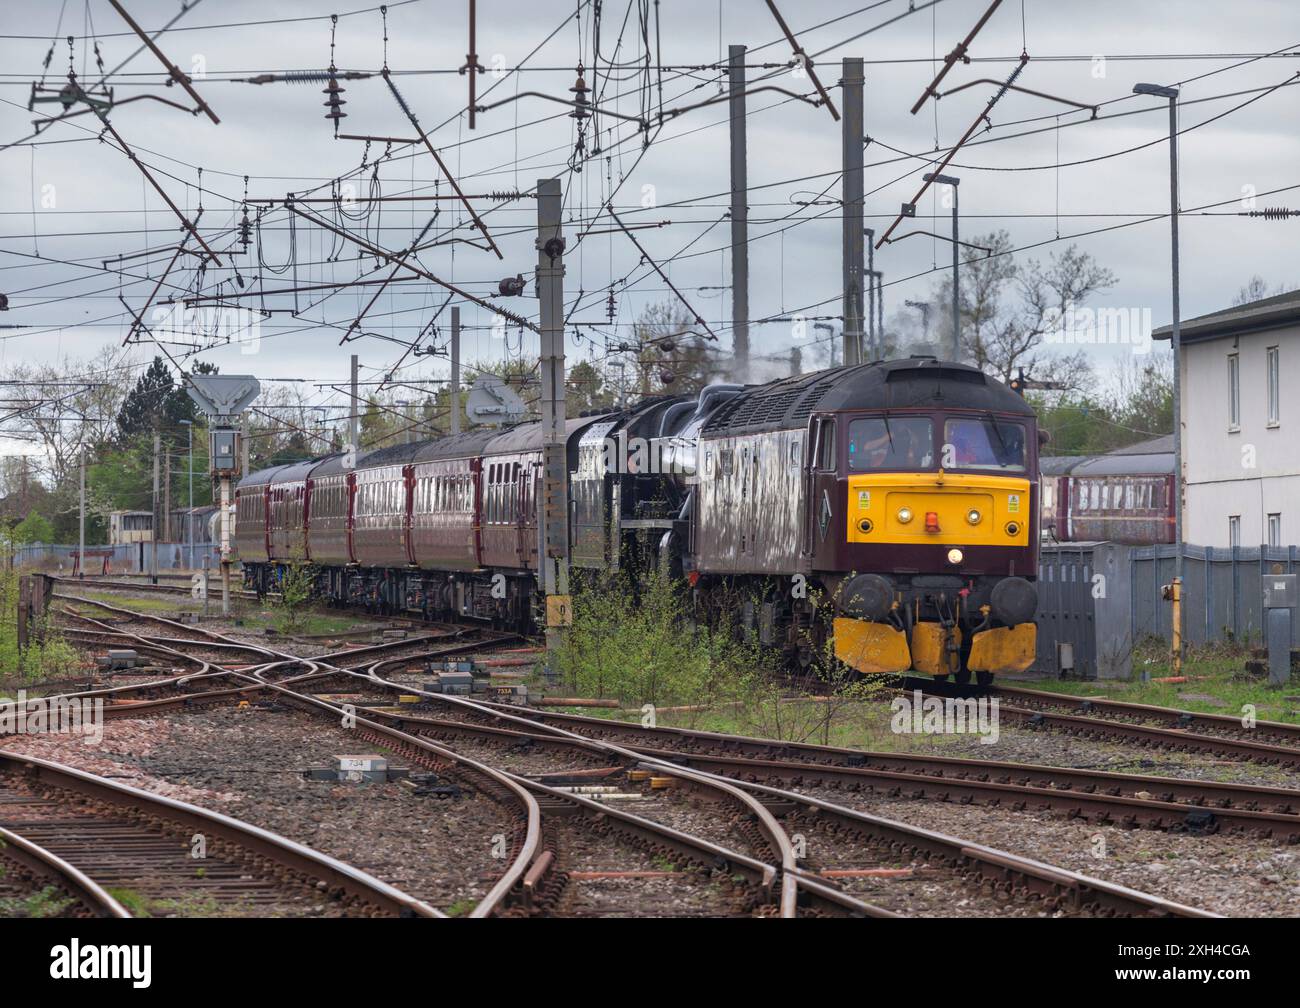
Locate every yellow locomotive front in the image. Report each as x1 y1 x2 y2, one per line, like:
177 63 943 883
816 395 1041 686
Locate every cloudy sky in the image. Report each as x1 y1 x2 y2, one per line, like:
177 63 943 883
1 0 1297 452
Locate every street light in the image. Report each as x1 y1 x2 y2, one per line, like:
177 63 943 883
905 300 932 345
179 420 193 570
1134 80 1183 671
924 171 961 362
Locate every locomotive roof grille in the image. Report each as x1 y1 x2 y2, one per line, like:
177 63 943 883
885 366 985 385
701 361 1031 436
789 377 840 421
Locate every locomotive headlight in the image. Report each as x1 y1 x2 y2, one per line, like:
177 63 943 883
897 507 913 524
966 509 982 525
947 548 964 565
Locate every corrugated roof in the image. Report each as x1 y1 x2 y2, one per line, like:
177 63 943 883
1109 434 1173 455
1041 434 1174 476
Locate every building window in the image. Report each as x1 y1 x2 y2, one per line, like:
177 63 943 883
1227 353 1240 428
1229 515 1241 548
1267 346 1280 425
1268 513 1281 548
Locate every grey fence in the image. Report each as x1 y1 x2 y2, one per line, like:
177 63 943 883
1130 543 1299 647
9 540 223 574
1037 542 1300 679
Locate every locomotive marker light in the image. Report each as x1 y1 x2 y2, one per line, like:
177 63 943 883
185 374 261 617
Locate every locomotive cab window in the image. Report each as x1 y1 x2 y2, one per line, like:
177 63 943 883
847 417 933 471
942 418 1026 471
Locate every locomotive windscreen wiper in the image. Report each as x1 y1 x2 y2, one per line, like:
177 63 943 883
984 411 1008 462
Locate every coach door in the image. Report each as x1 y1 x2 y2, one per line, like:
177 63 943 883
804 416 837 565
514 460 535 569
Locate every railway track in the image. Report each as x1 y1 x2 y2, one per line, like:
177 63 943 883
40 597 886 916
344 677 1211 917
985 680 1300 748
889 676 1300 769
47 595 803 916
0 751 442 918
452 698 1300 839
51 575 266 602
34 596 1228 915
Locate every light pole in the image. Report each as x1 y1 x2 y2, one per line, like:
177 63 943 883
1134 81 1183 669
179 419 193 570
924 171 961 361
813 321 837 368
905 300 932 347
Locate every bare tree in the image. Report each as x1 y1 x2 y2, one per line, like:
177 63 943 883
1232 275 1290 306
933 230 1116 390
0 346 132 485
630 302 724 394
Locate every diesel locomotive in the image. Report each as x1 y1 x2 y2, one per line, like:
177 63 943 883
235 356 1042 683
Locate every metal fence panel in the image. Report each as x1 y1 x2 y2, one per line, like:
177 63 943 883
8 541 222 574
1130 544 1298 648
1037 543 1133 679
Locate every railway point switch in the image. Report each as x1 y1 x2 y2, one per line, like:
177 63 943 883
423 670 476 695
303 755 411 784
95 649 138 670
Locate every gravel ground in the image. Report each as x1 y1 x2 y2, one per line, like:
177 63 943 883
394 713 777 863
543 817 759 917
3 704 515 915
790 783 1300 917
784 809 1075 917
871 716 1300 789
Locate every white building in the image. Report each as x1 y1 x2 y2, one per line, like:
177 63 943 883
1154 289 1300 548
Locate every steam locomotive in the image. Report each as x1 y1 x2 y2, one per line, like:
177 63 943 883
235 357 1042 683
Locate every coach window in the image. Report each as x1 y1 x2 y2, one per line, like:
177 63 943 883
1227 353 1240 430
